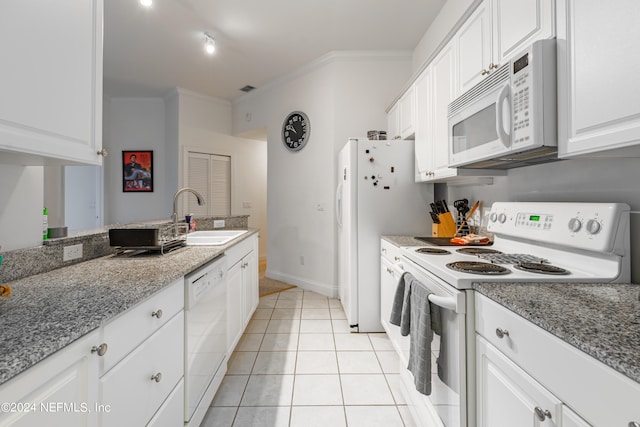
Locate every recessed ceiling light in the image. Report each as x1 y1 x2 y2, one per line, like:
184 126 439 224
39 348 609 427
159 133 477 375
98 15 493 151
204 33 216 55
140 0 152 7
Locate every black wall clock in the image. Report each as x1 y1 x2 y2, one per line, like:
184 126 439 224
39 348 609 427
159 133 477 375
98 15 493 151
282 111 310 152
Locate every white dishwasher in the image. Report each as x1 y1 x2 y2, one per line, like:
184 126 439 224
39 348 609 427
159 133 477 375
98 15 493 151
184 255 227 427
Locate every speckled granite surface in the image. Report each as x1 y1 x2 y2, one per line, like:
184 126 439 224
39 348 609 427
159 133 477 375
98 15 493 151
0 230 258 386
381 235 427 247
474 282 640 383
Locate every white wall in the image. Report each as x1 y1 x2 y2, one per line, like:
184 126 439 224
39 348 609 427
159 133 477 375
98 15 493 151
168 89 267 259
104 98 169 224
232 52 413 296
0 165 43 251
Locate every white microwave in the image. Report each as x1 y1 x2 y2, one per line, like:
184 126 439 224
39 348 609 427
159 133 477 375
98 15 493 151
448 39 557 169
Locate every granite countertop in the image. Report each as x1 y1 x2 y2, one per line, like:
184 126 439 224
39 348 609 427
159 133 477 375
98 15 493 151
382 235 428 247
475 282 640 384
0 230 258 386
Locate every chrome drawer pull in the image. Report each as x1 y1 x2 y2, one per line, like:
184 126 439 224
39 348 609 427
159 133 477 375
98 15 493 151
150 372 162 383
495 328 509 339
151 309 163 319
91 343 108 356
534 407 551 421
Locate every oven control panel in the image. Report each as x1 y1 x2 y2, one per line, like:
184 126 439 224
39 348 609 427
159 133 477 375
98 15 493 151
487 202 630 254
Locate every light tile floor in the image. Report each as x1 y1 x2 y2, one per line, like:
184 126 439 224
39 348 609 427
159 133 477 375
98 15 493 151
201 288 417 427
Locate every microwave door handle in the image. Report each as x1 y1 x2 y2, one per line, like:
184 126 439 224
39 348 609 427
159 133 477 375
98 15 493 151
428 294 459 313
496 82 511 148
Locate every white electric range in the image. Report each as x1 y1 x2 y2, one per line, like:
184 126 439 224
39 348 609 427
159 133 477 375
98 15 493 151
393 202 630 427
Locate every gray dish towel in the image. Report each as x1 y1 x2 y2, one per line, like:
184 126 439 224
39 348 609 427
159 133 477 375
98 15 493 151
390 272 413 336
406 280 435 395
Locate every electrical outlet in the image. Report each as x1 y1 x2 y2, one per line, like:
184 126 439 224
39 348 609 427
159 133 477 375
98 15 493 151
63 244 83 262
213 220 225 229
242 201 252 209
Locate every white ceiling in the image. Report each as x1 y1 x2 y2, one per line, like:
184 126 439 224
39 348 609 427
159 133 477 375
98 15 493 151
103 0 446 101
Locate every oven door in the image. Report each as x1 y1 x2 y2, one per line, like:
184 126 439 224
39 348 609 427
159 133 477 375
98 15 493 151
448 80 512 168
399 256 468 427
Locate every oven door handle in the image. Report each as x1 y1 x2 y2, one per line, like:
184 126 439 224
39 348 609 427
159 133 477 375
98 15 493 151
428 294 458 313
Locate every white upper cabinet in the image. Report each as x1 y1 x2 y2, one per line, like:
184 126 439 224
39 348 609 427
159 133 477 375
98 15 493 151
557 0 640 157
0 0 104 166
399 85 416 140
457 0 555 95
387 102 400 141
415 41 462 182
457 1 493 94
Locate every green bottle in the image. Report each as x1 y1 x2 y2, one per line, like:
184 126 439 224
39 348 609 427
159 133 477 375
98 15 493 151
43 207 48 240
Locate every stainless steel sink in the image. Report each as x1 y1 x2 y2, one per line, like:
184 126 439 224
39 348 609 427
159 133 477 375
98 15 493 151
186 230 248 246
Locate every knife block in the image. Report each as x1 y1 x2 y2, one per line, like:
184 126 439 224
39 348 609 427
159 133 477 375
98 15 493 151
432 212 457 237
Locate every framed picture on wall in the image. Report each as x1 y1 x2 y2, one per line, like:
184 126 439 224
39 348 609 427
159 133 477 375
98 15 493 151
122 150 153 192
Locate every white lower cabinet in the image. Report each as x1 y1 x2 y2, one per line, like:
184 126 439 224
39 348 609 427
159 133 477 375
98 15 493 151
226 234 259 353
99 312 184 427
0 330 100 427
562 406 592 427
476 293 640 427
476 335 562 427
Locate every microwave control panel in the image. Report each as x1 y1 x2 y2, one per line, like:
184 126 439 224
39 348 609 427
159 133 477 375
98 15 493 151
511 50 532 146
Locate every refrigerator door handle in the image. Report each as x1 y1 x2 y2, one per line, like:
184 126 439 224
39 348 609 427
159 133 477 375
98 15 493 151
335 182 343 228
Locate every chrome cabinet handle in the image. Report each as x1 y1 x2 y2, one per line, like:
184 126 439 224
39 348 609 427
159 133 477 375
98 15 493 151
534 407 551 421
91 343 108 356
152 309 163 319
150 372 162 383
495 328 509 339
386 268 394 274
629 422 640 427
394 256 400 261
381 248 387 253
489 63 499 70
481 69 490 76
96 148 108 157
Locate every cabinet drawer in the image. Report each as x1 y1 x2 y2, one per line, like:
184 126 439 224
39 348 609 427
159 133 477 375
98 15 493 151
476 293 640 427
100 312 184 427
380 239 403 263
225 235 254 267
102 279 184 373
147 379 184 427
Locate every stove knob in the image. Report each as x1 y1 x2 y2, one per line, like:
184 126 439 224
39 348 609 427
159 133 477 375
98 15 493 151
489 212 498 223
498 213 507 224
568 218 582 232
586 219 602 235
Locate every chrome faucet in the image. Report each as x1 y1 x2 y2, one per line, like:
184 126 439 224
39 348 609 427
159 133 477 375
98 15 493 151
172 188 205 231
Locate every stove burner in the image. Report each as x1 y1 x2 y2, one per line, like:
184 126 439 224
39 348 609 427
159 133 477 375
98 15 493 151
478 253 547 264
415 247 451 255
446 261 510 275
456 248 503 256
513 262 570 275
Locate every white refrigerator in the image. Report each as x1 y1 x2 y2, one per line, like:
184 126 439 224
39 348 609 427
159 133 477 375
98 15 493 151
336 138 433 332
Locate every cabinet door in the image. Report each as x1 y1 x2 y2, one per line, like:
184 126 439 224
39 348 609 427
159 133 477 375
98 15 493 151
558 0 640 157
431 41 458 179
242 248 258 327
477 336 561 427
227 259 244 353
399 86 416 140
413 69 434 181
0 0 103 165
0 331 99 427
387 103 400 141
457 1 492 94
492 0 555 65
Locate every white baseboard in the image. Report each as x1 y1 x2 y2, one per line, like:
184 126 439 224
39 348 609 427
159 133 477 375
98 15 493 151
265 269 338 298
